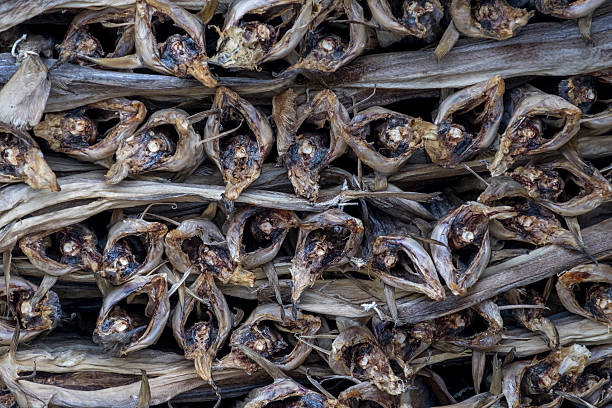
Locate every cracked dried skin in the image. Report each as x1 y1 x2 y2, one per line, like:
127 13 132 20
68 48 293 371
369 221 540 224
451 0 532 40
291 210 364 305
535 0 606 18
330 327 403 395
558 76 597 113
505 288 559 349
19 224 102 276
0 125 59 191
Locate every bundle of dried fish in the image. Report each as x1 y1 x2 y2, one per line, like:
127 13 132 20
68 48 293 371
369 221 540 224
33 98 146 162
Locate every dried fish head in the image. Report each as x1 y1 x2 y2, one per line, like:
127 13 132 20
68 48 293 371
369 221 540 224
558 75 597 113
56 8 135 66
34 98 146 162
105 108 203 184
504 288 559 349
204 86 274 201
426 75 505 167
93 273 170 355
226 206 298 270
19 224 102 276
283 0 367 74
535 0 606 18
437 300 503 349
431 201 514 296
338 381 399 408
0 123 59 191
345 107 437 175
219 304 321 374
165 218 254 286
451 0 533 40
290 209 364 306
368 234 445 300
100 219 167 285
243 377 343 408
172 272 231 382
368 0 444 40
490 89 582 176
274 89 348 200
556 263 612 327
330 326 404 395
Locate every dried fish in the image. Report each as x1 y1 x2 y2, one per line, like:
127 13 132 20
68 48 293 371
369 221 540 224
437 300 503 350
345 106 437 175
450 0 533 41
105 108 203 184
242 377 342 407
99 218 167 285
425 76 505 167
0 123 59 191
34 98 146 162
535 0 606 18
430 201 515 296
19 224 102 276
93 273 170 355
504 288 559 349
338 381 399 408
290 209 363 306
204 86 274 201
367 0 444 40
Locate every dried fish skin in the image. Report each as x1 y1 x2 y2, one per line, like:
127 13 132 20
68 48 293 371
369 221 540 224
425 75 505 167
283 0 367 74
556 263 612 327
93 273 170 355
345 106 437 175
437 300 503 350
451 0 533 40
204 86 274 201
275 89 349 200
56 8 135 66
430 201 514 296
226 206 298 270
165 218 254 286
368 0 444 40
212 0 333 70
172 272 231 383
99 219 167 285
34 98 146 162
535 0 606 18
490 89 582 176
338 381 398 408
105 108 203 184
243 377 343 408
290 209 364 306
218 304 321 374
504 288 559 349
0 123 59 191
0 276 62 345
368 234 445 300
19 224 102 277
330 326 404 395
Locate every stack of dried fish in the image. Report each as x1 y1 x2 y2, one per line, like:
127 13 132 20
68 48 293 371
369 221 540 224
0 0 611 407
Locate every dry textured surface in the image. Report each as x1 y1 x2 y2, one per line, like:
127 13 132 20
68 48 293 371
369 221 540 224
0 0 611 407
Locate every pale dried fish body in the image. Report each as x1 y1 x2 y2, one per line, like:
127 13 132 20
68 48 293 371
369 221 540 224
217 304 321 373
105 108 203 184
290 209 363 306
338 381 399 408
0 123 59 191
535 0 606 18
34 98 146 162
430 201 515 296
345 106 437 175
0 276 62 345
490 88 582 176
367 0 444 40
504 288 559 349
93 273 170 355
451 0 533 40
368 234 445 300
274 89 348 200
19 224 102 276
556 263 612 327
283 0 367 74
204 86 274 201
99 218 167 285
165 218 254 286
226 206 298 270
330 326 404 395
425 75 505 167
243 377 344 408
437 300 503 350
213 0 334 70
56 8 135 66
172 272 231 383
